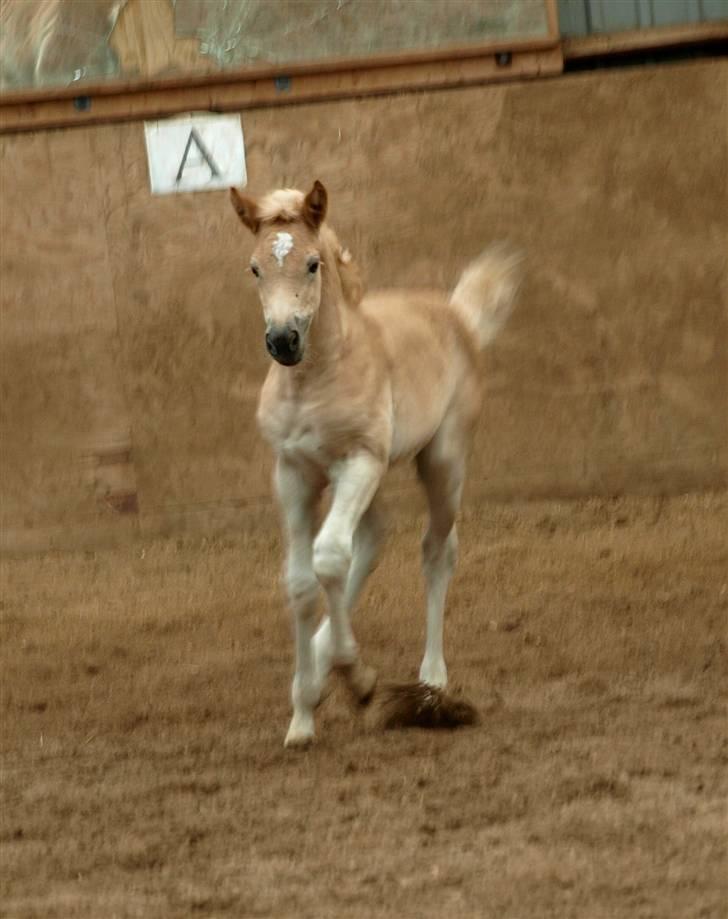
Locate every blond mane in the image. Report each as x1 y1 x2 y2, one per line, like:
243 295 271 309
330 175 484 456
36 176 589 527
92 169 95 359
322 226 364 309
256 188 306 224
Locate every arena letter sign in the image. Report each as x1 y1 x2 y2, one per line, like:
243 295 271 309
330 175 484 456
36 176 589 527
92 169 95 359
144 114 246 195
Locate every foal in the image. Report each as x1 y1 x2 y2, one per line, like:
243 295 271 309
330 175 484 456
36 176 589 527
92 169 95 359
230 180 522 747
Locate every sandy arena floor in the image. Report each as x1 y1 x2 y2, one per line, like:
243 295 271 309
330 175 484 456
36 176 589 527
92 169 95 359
1 492 726 918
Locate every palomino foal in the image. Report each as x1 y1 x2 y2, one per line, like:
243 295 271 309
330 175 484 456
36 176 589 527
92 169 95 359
230 180 522 747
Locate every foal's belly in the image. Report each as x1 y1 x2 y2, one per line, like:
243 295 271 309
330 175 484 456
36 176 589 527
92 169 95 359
361 291 459 462
388 382 451 462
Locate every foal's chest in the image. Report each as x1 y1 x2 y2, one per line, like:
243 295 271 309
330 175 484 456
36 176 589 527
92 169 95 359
279 421 325 464
256 365 386 470
257 395 332 466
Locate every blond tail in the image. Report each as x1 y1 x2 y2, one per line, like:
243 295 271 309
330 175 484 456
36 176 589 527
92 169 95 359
449 243 524 350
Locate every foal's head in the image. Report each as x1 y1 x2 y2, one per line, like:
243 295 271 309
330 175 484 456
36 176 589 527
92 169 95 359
230 180 329 367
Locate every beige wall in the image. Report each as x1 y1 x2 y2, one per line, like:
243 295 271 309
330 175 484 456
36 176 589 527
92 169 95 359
1 59 726 551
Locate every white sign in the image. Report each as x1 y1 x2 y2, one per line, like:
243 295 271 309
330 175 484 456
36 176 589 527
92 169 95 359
144 114 246 195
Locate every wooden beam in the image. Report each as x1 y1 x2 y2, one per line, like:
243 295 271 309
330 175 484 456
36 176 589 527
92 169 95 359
544 0 561 43
0 34 560 106
563 20 728 61
0 46 563 135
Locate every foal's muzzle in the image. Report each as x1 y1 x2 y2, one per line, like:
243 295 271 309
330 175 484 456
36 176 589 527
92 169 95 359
265 324 303 366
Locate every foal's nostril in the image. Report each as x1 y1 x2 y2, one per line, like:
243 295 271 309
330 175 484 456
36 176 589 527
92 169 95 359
266 325 302 365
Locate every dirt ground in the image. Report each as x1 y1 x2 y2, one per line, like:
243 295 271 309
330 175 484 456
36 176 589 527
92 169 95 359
1 492 726 919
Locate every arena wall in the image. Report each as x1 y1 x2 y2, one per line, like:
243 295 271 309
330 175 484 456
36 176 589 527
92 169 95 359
1 59 725 551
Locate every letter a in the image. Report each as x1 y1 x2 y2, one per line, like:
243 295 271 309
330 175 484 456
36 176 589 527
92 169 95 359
175 128 221 183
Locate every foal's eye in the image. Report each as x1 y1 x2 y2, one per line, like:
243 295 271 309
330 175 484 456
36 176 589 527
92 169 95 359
308 259 320 275
250 264 260 278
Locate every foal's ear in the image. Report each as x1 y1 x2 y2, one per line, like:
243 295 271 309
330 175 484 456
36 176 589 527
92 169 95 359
229 187 260 234
302 180 328 230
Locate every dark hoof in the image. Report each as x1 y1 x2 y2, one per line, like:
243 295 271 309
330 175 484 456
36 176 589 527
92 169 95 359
334 661 378 705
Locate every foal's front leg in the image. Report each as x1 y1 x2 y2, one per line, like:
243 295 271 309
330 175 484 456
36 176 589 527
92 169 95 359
275 457 321 748
313 452 383 702
312 496 384 693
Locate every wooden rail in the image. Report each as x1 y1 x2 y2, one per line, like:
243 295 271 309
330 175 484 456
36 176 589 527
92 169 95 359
562 20 728 60
0 0 563 135
0 47 563 134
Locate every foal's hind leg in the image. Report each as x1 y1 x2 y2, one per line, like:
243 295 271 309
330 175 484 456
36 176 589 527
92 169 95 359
416 431 466 689
312 496 384 693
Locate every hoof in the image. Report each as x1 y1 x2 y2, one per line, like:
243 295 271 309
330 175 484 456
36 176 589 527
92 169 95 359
354 664 378 704
335 660 378 705
284 714 315 749
284 729 315 749
419 659 448 690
